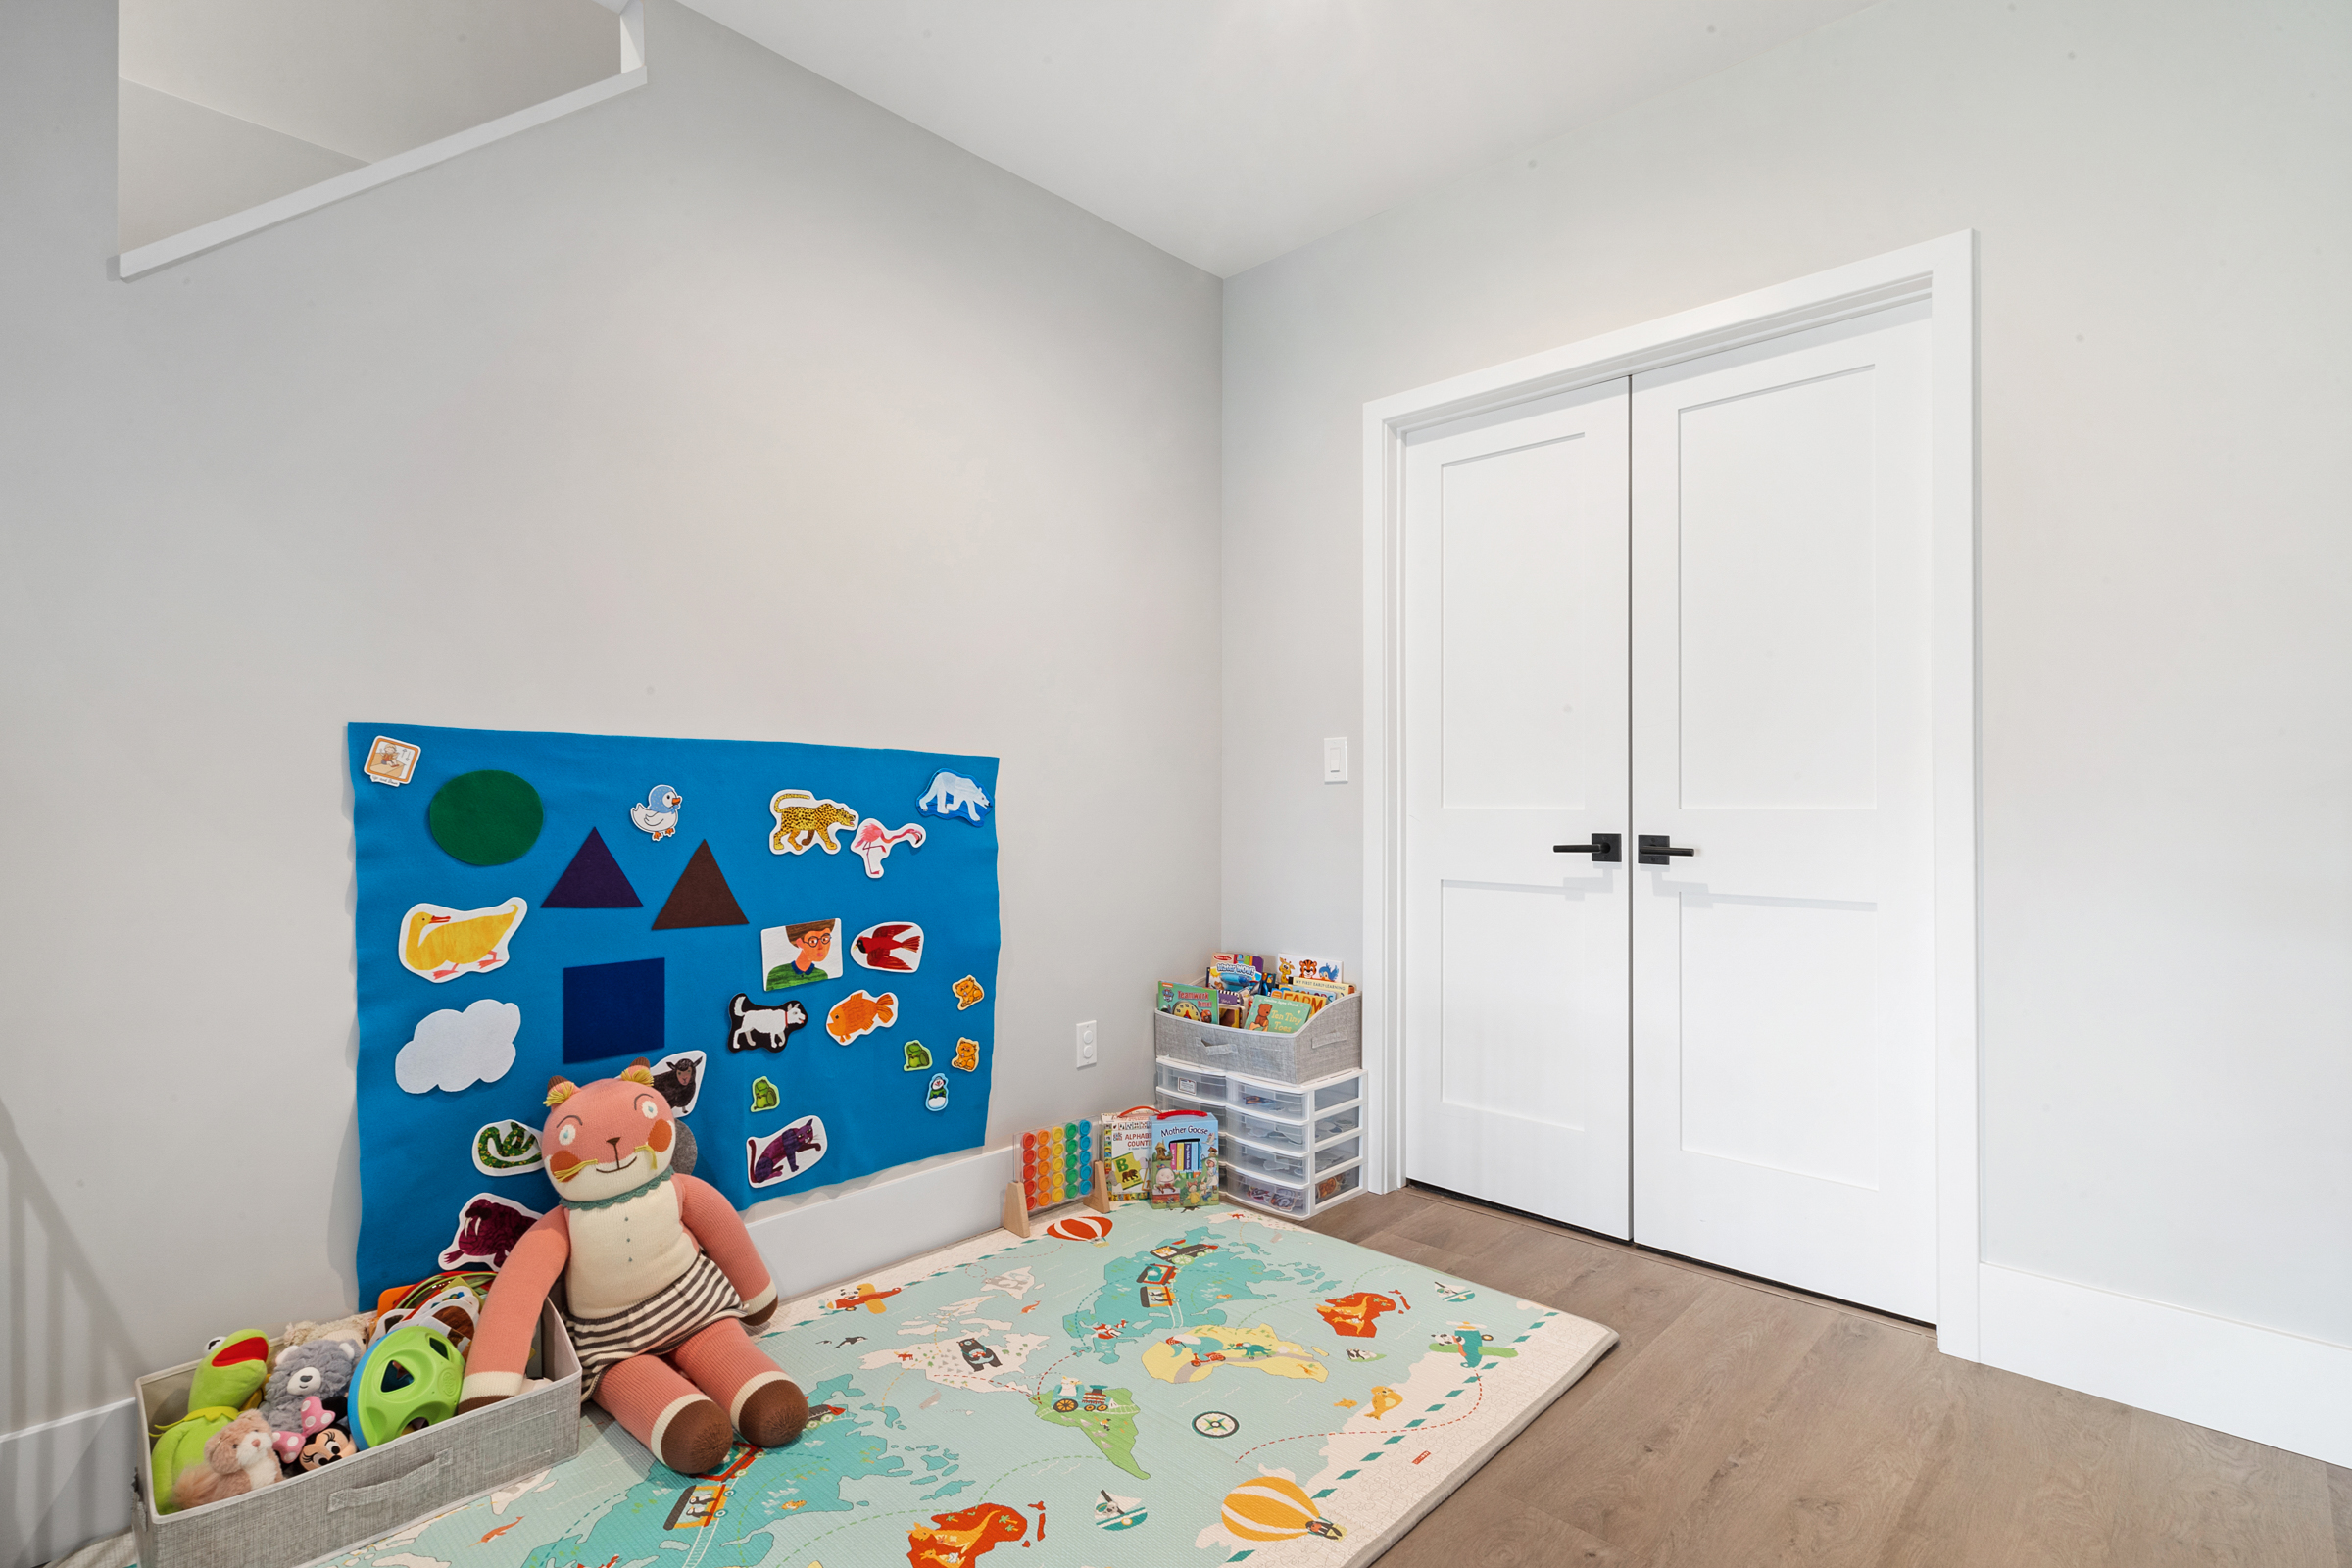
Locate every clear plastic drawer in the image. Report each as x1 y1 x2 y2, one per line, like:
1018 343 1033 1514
1312 1103 1361 1140
1157 1063 1228 1102
1232 1082 1306 1119
1312 1136 1360 1172
1223 1164 1309 1214
1237 1110 1305 1149
1312 1077 1362 1112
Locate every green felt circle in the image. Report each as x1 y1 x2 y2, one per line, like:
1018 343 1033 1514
427 770 544 866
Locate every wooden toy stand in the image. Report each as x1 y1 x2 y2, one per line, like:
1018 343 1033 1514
1002 1159 1114 1239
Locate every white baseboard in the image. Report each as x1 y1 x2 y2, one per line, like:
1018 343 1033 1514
741 1142 1018 1300
0 1397 141 1568
1977 1262 2352 1466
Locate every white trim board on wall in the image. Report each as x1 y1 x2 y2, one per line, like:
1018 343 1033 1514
0 1141 1021 1568
1359 230 1983 1342
115 1 648 280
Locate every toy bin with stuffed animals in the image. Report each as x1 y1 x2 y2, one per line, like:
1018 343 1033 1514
131 1301 579 1568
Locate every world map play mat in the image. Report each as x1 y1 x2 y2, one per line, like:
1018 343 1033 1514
307 1204 1616 1568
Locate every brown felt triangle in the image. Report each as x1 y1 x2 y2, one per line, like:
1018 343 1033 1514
650 839 750 930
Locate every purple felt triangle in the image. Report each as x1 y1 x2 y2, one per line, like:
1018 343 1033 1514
543 827 642 909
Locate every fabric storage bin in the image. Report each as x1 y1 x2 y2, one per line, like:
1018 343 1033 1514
1313 1136 1361 1172
1233 1083 1306 1120
1152 992 1361 1083
1313 1104 1361 1140
1223 1164 1309 1214
1312 1077 1362 1112
134 1302 580 1568
1233 1144 1307 1180
1156 1063 1228 1102
1236 1111 1304 1149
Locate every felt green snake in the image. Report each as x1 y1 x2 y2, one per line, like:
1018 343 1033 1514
475 1120 541 1171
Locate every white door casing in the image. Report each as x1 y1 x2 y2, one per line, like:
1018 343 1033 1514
1630 304 1937 1320
1400 380 1633 1236
1362 233 1978 1350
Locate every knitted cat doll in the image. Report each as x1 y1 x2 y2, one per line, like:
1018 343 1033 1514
459 1060 806 1475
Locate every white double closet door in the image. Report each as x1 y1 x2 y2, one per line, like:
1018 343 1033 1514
1401 305 1936 1320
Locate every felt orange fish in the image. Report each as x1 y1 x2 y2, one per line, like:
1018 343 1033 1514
826 989 898 1044
478 1519 520 1543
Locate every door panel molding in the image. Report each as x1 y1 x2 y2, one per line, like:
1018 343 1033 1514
1361 231 1982 1354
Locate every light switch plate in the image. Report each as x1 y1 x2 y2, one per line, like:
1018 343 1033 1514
1323 736 1349 784
1076 1019 1099 1067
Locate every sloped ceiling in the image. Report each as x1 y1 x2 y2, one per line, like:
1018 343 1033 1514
682 0 1877 275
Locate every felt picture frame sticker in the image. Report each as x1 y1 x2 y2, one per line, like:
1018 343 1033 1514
364 735 421 786
761 918 843 990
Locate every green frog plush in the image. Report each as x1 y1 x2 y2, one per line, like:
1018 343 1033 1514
150 1330 271 1514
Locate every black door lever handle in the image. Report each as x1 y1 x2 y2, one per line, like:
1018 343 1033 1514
1638 834 1695 865
1552 833 1622 863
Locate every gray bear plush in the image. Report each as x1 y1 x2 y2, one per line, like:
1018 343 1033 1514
261 1340 359 1464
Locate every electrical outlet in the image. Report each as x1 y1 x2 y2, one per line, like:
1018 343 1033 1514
1323 736 1349 783
1076 1019 1099 1068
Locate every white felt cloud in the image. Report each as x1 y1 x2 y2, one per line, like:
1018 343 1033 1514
396 999 521 1094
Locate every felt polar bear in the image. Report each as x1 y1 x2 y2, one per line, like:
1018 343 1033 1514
916 770 990 824
461 1059 806 1475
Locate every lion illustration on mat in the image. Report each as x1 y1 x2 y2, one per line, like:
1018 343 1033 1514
768 790 858 856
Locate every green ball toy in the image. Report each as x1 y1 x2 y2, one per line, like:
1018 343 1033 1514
349 1326 465 1450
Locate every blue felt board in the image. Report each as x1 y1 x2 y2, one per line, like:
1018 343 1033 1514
348 722 1000 1300
562 957 666 1064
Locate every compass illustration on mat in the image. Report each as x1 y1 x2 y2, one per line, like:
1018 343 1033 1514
1193 1410 1240 1439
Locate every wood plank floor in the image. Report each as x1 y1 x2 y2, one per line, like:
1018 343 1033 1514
1309 1185 2352 1568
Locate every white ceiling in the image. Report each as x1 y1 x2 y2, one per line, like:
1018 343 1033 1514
121 0 625 163
681 0 1876 276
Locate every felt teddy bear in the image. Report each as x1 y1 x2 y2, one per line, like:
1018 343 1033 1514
462 1059 806 1475
261 1340 360 1462
171 1412 280 1510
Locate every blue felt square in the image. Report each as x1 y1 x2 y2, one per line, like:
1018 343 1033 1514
563 957 665 1064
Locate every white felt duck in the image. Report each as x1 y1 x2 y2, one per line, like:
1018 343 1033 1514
629 785 682 842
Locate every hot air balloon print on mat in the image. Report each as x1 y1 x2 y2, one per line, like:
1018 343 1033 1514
1217 1473 1346 1544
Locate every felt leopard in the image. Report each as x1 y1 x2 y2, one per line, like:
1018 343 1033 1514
766 791 858 856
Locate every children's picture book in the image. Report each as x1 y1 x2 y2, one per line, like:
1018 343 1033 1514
1100 1104 1154 1200
1207 960 1264 995
1150 1107 1219 1208
1169 982 1216 1022
1269 986 1330 1016
1258 996 1314 1033
1156 981 1218 1021
1277 953 1344 987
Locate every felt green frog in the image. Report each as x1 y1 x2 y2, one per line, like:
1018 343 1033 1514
150 1330 271 1514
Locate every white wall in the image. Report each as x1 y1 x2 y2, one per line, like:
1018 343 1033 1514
118 80 365 251
1224 0 2351 1354
1 0 1216 1480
